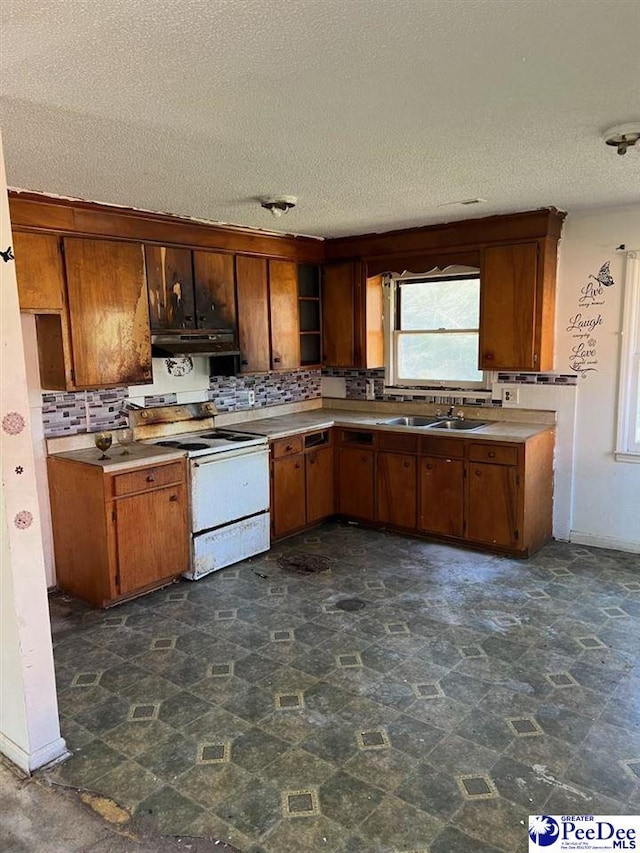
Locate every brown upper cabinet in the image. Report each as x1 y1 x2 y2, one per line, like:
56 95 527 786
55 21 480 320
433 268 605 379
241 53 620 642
322 261 383 369
146 246 195 331
269 260 300 370
14 233 152 389
146 246 237 332
479 241 557 371
64 238 152 388
193 251 236 330
13 232 65 312
236 255 270 373
236 257 312 374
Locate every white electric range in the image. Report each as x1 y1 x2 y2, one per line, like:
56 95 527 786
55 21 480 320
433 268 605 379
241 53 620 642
131 404 270 580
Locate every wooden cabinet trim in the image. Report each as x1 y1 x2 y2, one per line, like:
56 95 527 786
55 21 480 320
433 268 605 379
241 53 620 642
378 432 418 453
9 193 324 263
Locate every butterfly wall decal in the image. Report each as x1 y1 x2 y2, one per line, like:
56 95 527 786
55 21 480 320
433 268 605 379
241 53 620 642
0 246 15 263
589 260 615 288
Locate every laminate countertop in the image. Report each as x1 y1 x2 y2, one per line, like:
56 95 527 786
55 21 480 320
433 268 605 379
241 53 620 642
224 408 554 443
49 443 186 472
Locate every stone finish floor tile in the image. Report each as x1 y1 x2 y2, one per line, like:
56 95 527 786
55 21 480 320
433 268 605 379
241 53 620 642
45 523 640 852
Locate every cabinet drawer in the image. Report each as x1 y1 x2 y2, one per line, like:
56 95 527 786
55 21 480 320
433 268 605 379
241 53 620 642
419 436 464 458
113 462 184 496
468 442 518 466
379 432 418 453
272 436 304 458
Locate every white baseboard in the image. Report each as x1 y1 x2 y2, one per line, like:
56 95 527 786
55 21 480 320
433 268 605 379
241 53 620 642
0 732 69 775
570 531 640 554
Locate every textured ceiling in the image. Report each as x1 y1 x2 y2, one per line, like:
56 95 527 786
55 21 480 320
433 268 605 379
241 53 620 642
1 0 639 238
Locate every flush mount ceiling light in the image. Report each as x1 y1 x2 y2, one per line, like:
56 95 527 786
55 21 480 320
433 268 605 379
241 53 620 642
260 196 298 217
604 123 640 155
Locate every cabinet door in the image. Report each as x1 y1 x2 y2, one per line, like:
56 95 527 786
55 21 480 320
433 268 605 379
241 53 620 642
337 447 375 521
419 456 464 537
480 243 538 370
13 232 65 311
467 462 518 548
64 238 152 387
322 262 355 367
145 246 195 331
306 447 335 524
377 452 417 529
115 484 188 595
269 260 300 370
236 256 270 373
272 455 306 538
193 250 236 330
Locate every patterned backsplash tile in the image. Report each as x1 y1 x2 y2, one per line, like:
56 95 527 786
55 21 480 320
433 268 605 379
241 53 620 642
42 370 322 437
209 369 321 412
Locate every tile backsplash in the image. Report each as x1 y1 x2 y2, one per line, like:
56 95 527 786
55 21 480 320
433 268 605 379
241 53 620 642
209 369 321 412
321 367 578 406
41 369 321 438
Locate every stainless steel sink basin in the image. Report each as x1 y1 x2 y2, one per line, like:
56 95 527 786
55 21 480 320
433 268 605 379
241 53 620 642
427 419 488 431
381 416 443 427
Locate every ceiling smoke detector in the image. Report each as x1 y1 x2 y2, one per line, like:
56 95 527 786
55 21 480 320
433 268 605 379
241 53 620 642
603 123 640 155
260 196 298 217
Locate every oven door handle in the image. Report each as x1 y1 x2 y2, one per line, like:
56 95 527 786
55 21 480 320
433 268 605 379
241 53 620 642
192 447 268 467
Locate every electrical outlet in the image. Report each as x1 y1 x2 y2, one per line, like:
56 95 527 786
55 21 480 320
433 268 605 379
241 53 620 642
247 389 256 406
502 387 519 405
365 379 375 400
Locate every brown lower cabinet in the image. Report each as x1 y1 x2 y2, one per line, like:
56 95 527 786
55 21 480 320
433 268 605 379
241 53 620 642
48 456 189 607
271 430 335 539
306 446 335 524
419 455 465 538
377 451 417 529
336 446 375 522
329 425 554 556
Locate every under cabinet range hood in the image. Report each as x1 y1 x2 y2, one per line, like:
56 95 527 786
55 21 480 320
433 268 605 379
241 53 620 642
151 330 240 358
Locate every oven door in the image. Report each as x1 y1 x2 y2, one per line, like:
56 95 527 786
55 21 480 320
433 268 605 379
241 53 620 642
190 446 269 532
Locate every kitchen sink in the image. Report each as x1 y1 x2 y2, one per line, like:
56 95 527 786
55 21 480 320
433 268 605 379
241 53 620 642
381 416 443 427
427 419 488 430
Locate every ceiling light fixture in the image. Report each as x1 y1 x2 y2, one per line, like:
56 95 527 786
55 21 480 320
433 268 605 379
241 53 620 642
603 123 640 155
260 196 298 218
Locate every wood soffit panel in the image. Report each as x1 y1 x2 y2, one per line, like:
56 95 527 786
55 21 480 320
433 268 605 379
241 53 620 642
9 192 565 265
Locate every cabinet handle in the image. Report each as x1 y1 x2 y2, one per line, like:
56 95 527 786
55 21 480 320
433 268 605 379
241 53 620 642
403 461 410 468
426 463 433 470
285 444 293 451
146 474 155 483
484 352 494 361
241 359 248 366
169 494 178 501
488 451 496 458
295 462 301 469
185 315 194 322
475 470 481 476
274 357 281 363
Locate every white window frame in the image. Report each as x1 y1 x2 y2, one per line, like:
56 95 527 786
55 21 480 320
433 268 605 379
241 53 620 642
383 265 490 393
616 251 640 462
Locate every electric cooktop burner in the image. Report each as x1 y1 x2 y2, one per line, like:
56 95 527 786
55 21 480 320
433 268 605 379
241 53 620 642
201 431 253 442
157 440 211 450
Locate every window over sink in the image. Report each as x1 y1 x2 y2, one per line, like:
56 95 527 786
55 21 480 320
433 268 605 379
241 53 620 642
384 266 489 390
